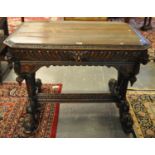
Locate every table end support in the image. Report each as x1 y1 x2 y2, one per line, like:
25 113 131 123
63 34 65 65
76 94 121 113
22 73 42 134
108 63 140 134
109 78 133 134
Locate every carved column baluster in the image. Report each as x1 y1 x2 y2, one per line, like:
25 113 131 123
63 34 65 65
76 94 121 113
117 71 133 133
24 73 40 133
109 63 140 134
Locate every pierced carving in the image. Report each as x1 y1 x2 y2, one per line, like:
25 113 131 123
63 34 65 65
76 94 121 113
71 51 82 62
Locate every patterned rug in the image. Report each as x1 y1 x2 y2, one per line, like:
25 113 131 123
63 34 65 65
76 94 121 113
127 90 155 138
4 18 155 138
0 83 62 138
130 18 155 60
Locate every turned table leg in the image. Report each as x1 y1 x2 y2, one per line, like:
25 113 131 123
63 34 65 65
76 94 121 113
117 71 133 133
24 73 41 133
109 70 134 134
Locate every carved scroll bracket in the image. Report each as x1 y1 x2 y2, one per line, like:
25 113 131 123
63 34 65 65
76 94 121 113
14 61 38 85
114 63 140 86
139 50 149 65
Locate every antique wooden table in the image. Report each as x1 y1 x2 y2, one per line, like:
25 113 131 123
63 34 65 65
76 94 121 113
4 21 150 135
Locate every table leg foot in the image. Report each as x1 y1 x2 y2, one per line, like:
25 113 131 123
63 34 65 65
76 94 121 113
109 78 133 134
23 100 40 133
119 100 133 134
23 113 37 134
120 112 133 134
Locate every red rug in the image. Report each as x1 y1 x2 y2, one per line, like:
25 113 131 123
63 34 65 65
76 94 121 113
0 83 62 138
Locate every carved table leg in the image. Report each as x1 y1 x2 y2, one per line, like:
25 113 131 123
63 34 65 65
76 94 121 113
35 78 42 112
24 73 41 133
109 67 136 134
117 72 133 134
36 78 42 93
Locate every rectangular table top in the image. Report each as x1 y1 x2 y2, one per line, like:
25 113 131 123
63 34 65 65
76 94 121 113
4 21 150 50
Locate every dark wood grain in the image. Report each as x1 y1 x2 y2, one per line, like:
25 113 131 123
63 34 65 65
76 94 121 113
4 21 150 50
64 17 107 21
3 21 151 135
37 93 114 103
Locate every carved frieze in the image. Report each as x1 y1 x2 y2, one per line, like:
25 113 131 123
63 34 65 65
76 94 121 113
9 48 148 64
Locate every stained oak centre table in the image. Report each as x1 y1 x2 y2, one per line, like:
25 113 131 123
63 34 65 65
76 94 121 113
3 21 150 135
